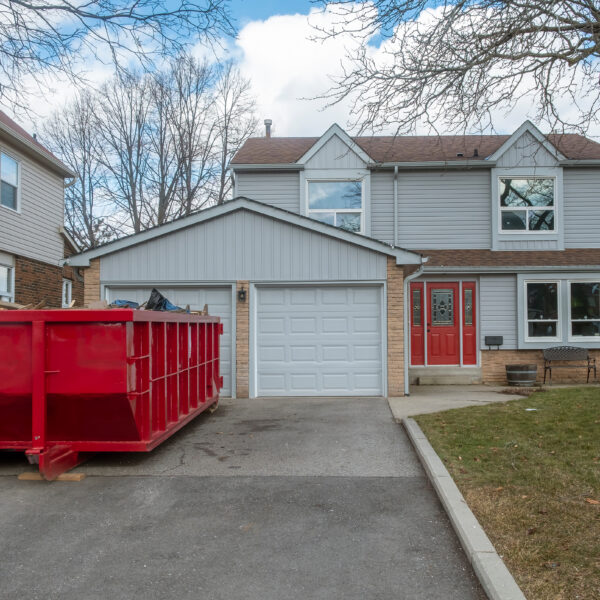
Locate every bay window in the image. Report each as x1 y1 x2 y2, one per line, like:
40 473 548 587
570 282 600 339
500 177 554 232
525 281 559 339
308 180 363 233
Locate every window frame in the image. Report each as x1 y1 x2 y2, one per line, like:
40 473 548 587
62 278 73 308
568 279 600 342
0 150 21 213
523 279 562 343
306 177 365 234
0 263 15 302
498 176 556 235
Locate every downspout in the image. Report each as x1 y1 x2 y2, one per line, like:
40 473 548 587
393 166 398 246
403 258 427 396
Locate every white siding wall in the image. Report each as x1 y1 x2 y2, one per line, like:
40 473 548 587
479 275 518 349
100 209 388 282
564 168 600 248
235 171 300 213
0 139 64 264
496 131 558 168
304 134 366 169
371 171 394 244
397 170 491 249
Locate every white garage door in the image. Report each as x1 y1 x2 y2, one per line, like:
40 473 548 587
105 286 233 397
255 285 383 397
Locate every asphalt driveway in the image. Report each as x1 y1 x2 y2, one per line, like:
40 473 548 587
0 397 485 600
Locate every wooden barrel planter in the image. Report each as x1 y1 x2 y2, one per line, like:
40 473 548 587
506 364 538 386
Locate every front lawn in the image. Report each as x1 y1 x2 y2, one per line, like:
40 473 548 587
415 387 600 600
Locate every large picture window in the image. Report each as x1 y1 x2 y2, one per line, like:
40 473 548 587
308 180 363 233
1 153 19 211
500 177 554 232
526 281 559 339
570 282 600 338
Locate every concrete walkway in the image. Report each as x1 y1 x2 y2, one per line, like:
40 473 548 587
0 397 486 600
388 385 524 421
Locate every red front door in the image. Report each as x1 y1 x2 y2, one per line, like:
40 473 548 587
427 283 460 365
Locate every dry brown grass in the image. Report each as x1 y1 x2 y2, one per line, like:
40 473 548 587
416 387 600 600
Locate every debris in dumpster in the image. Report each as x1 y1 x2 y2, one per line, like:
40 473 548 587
146 288 188 312
87 300 109 309
110 299 140 309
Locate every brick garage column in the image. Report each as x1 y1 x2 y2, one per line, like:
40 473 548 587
83 259 101 306
236 281 250 398
387 257 405 396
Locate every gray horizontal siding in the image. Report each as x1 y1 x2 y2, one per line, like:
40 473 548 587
397 170 491 249
496 131 558 168
235 171 300 214
479 275 517 349
564 168 600 248
370 171 394 244
0 139 64 265
305 134 366 169
100 209 388 282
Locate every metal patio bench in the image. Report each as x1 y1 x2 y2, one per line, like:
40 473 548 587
543 346 597 384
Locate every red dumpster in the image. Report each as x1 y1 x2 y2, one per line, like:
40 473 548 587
0 309 223 480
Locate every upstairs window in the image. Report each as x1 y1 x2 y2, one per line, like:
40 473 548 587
308 180 363 233
1 153 19 211
500 177 554 232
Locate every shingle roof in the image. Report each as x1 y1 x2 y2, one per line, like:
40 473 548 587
231 133 600 164
0 111 72 176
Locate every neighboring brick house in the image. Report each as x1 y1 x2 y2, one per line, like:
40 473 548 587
69 119 600 397
0 112 82 308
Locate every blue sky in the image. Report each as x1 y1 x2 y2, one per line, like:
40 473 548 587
229 0 314 25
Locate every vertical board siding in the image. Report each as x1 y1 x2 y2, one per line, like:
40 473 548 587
371 171 394 244
100 209 388 282
496 131 558 168
564 168 600 248
397 170 491 249
0 140 64 264
496 239 560 250
235 171 300 213
304 134 366 169
479 275 518 349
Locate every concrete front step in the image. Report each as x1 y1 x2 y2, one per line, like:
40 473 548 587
409 367 482 386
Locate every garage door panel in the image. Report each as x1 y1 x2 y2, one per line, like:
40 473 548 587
256 285 383 397
105 286 233 397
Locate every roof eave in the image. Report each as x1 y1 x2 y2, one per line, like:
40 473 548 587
423 264 600 274
559 159 600 167
230 163 304 171
369 160 495 170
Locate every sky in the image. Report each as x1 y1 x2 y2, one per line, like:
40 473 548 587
10 1 597 139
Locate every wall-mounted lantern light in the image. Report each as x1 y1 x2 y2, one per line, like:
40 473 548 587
238 286 247 302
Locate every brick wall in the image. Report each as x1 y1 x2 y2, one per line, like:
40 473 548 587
83 259 101 306
236 281 249 398
482 349 600 384
14 255 63 307
387 258 405 396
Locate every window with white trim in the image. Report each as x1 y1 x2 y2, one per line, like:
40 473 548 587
525 281 559 339
0 264 13 301
307 180 363 233
500 177 554 232
570 281 600 339
62 278 73 308
1 153 19 211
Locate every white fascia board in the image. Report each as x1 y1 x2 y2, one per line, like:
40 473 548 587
560 159 600 167
298 123 373 165
68 197 423 267
230 163 304 171
423 264 600 274
487 120 567 162
369 160 494 170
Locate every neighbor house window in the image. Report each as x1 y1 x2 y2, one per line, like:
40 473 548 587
62 279 73 308
0 264 13 302
570 282 600 338
500 177 554 232
308 180 363 233
525 281 559 339
1 153 19 210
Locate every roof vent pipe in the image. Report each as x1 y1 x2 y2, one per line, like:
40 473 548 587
264 119 272 138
